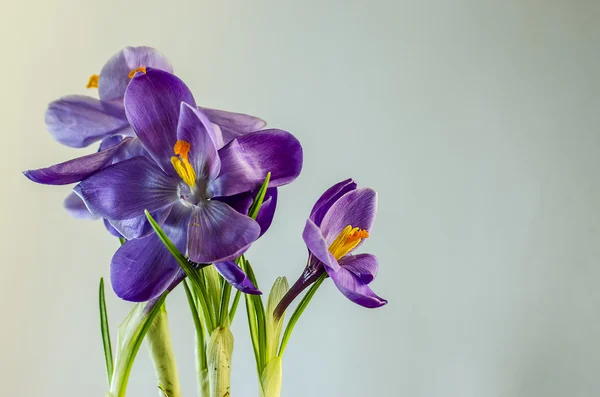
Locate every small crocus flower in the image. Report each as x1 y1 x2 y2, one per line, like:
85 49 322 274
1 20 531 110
73 68 303 301
275 179 387 317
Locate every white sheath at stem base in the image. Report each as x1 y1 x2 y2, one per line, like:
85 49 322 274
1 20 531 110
260 357 283 397
147 305 182 397
207 327 234 397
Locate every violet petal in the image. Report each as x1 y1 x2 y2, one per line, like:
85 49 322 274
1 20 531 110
74 156 178 220
187 200 260 263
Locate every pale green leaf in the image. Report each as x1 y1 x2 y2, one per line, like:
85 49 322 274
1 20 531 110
265 277 289 362
108 293 168 397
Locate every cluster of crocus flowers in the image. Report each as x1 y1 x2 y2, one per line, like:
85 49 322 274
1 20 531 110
24 46 386 397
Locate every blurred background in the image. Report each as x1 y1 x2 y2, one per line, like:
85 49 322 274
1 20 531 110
2 1 600 396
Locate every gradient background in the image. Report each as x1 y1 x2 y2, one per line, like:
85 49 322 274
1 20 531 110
2 1 600 396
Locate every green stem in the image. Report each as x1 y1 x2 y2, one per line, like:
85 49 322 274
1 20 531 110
198 269 218 331
146 304 182 397
277 273 326 357
244 261 267 370
218 281 232 328
184 281 210 397
228 290 242 323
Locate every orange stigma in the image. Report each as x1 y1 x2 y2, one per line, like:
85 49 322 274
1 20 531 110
128 66 147 78
173 140 191 160
86 74 99 88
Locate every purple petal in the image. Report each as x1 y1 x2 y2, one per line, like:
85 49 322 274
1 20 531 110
64 192 98 220
320 188 377 245
45 95 131 148
302 219 340 272
200 107 266 146
255 188 277 237
99 46 173 104
210 129 303 197
177 103 220 180
110 205 189 302
310 179 357 227
187 200 260 263
111 137 149 163
104 218 123 238
74 156 178 220
23 137 136 185
215 187 278 237
124 68 196 173
109 205 173 240
111 234 177 301
213 261 261 295
339 254 378 285
328 267 387 308
214 192 253 215
99 135 124 151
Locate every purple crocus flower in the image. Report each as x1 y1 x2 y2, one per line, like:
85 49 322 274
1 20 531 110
73 68 302 301
46 45 267 149
275 179 387 317
28 45 271 235
47 46 173 148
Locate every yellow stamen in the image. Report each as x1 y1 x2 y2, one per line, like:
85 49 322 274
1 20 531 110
328 225 369 260
171 140 197 187
128 66 147 78
86 74 99 88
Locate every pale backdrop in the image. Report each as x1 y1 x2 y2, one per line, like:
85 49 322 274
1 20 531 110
2 1 600 396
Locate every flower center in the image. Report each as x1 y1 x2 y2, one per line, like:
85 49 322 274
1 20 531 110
328 225 369 260
86 74 99 88
128 66 147 78
171 140 197 188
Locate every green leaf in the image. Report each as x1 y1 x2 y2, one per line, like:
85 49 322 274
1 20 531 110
228 290 242 323
201 265 222 325
241 257 267 372
183 281 209 397
265 277 289 362
248 172 271 220
99 278 114 386
218 280 232 328
240 257 262 378
108 293 168 397
145 210 216 333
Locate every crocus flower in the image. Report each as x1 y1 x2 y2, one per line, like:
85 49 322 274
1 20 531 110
46 45 267 150
47 46 173 148
275 179 387 317
28 45 270 234
73 68 303 301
